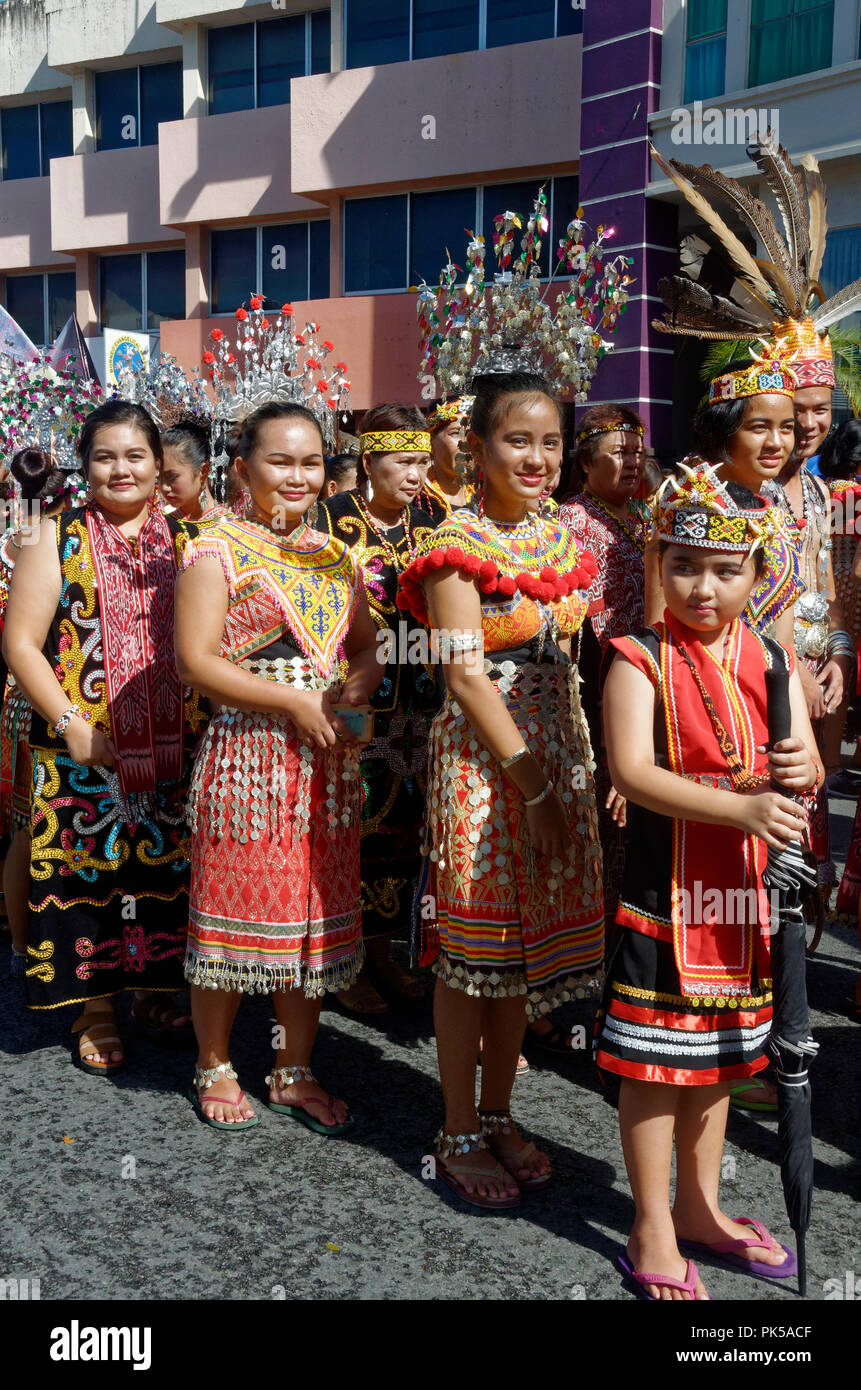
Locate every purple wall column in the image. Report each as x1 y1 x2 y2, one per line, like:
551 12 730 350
579 0 677 454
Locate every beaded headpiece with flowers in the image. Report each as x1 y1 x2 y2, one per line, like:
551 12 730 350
0 353 102 472
112 352 211 429
416 186 633 403
654 456 792 555
203 295 351 455
707 334 798 404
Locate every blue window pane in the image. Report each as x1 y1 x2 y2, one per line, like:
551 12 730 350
413 0 479 58
487 0 554 48
47 272 76 342
257 15 305 108
749 21 790 83
96 69 138 151
140 62 182 146
211 227 257 313
311 11 331 74
752 0 791 21
5 274 44 344
685 35 727 100
688 0 728 39
101 254 143 330
792 4 834 74
40 101 73 172
209 24 254 115
556 0 584 35
346 0 409 69
483 180 549 276
409 186 477 288
344 195 408 292
146 248 185 329
551 175 580 267
262 223 309 303
2 104 40 180
309 220 331 298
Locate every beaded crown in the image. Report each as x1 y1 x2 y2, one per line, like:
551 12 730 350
427 396 474 431
203 296 350 452
654 457 790 554
708 336 798 404
0 353 102 472
784 315 835 389
416 186 633 402
113 352 211 428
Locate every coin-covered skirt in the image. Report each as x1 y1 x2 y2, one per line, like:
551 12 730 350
420 658 605 1017
184 656 365 997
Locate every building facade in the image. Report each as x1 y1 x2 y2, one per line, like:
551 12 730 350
0 0 858 448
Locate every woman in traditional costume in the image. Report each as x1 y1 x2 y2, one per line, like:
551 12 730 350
175 401 380 1132
598 463 821 1299
160 417 223 523
0 451 75 976
558 404 648 940
398 369 604 1208
419 398 475 520
317 404 440 1014
3 401 204 1071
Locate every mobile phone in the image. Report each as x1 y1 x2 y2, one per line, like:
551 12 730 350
331 703 375 744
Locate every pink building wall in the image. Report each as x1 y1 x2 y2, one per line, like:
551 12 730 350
50 145 184 254
0 174 74 271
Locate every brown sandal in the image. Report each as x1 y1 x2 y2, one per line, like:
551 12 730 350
433 1130 521 1210
72 1005 125 1076
336 975 389 1015
479 1110 552 1189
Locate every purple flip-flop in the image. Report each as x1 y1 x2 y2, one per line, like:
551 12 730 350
617 1251 710 1301
679 1215 797 1280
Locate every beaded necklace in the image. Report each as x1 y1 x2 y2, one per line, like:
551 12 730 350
583 489 647 553
354 491 411 569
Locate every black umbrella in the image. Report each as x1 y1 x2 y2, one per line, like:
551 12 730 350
761 662 820 1296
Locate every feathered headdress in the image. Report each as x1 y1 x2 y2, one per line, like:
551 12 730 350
650 133 859 386
654 456 796 555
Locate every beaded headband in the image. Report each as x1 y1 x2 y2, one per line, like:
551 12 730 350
654 456 790 555
360 430 431 454
783 316 835 390
576 420 645 446
427 397 474 431
708 337 798 404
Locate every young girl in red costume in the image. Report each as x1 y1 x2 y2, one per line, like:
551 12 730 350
598 461 822 1300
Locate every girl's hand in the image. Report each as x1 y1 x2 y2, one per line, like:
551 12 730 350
798 661 826 720
606 784 627 827
756 738 816 791
734 791 806 850
525 790 573 860
64 718 116 768
819 656 851 714
281 689 342 749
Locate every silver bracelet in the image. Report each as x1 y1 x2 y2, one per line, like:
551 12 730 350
523 782 553 807
53 706 81 737
435 629 483 658
500 746 528 770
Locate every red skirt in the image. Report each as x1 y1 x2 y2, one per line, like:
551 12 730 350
185 707 364 996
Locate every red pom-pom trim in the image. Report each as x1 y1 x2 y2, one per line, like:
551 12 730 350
461 554 481 575
478 559 497 581
445 545 466 567
426 549 447 570
479 576 499 593
497 575 517 596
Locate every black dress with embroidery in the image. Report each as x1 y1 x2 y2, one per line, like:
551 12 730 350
25 509 207 1010
316 489 442 940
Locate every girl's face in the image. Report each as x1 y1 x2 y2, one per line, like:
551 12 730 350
432 421 469 484
584 429 644 505
86 424 159 515
363 450 426 510
234 416 324 527
726 394 796 487
660 545 759 632
468 393 563 513
160 444 207 514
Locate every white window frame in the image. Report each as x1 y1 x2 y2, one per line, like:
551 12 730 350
342 0 574 64
342 177 578 296
207 12 328 116
209 219 330 314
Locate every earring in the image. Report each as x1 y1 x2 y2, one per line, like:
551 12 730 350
304 501 319 529
239 486 253 518
475 469 485 517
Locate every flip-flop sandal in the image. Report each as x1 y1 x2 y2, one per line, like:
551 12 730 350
72 1012 125 1076
266 1064 353 1137
190 1060 259 1132
678 1216 797 1281
131 996 194 1047
729 1078 778 1113
617 1251 709 1301
336 978 389 1016
188 1087 259 1132
436 1154 522 1209
480 1111 551 1190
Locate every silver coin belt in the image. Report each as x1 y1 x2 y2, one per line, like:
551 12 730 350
423 660 601 899
793 590 830 661
188 655 361 843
